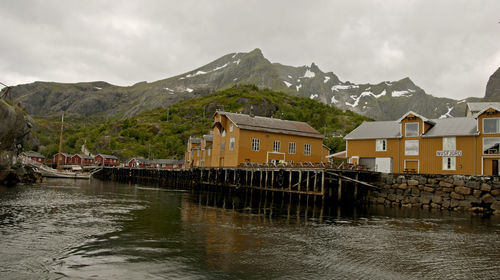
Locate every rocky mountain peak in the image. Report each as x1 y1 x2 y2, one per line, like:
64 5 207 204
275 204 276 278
485 67 500 101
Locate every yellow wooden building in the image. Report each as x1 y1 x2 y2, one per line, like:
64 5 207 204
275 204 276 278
185 111 329 168
185 136 202 168
345 103 500 176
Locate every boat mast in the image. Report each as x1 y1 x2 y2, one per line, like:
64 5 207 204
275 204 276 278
57 113 64 170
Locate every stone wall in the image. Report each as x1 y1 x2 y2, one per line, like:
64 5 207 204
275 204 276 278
368 174 500 215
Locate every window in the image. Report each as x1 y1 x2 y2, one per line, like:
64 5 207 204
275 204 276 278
251 138 260 151
405 140 419 155
222 129 226 137
484 118 500 134
376 139 387 151
442 157 456 170
443 137 456 150
273 140 280 152
304 144 311 156
230 137 235 151
220 142 225 151
483 137 500 155
405 122 419 137
229 123 234 132
197 150 200 156
208 149 211 156
289 142 296 154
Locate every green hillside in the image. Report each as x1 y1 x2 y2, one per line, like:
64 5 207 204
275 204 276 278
32 85 369 160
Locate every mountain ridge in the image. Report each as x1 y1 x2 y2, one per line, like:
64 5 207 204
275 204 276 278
8 48 495 120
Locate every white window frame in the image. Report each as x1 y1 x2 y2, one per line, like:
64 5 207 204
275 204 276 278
442 157 456 170
288 142 296 154
405 122 419 137
229 123 234 132
405 140 419 156
483 118 500 134
304 144 311 156
443 137 456 150
273 140 280 152
483 137 500 155
229 137 235 151
376 139 387 151
251 138 260 151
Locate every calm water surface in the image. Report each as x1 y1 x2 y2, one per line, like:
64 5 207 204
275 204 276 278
0 179 499 279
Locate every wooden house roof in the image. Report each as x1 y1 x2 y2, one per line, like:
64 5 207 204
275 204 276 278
23 152 45 158
215 111 324 139
345 111 479 140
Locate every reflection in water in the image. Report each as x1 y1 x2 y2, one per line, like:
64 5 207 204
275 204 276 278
0 179 499 279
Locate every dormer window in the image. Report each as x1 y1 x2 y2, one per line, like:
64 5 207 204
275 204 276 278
405 123 419 137
229 123 234 132
484 118 500 134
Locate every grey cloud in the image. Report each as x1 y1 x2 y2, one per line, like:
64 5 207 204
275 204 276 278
0 0 498 99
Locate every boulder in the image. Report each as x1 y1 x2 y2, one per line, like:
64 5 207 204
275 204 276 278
455 186 471 195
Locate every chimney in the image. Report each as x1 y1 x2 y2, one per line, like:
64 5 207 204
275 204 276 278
250 105 255 118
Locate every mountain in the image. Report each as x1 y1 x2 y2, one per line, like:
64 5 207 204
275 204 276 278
8 48 494 120
485 67 500 101
33 85 369 159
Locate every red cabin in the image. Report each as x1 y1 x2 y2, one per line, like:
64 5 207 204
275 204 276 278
52 153 72 165
20 152 45 164
94 154 119 166
71 154 94 166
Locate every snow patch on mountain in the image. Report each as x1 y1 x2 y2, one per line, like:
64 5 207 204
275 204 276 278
310 94 319 99
331 84 359 91
439 106 454 119
288 75 293 79
345 92 376 107
392 90 413 97
233 59 240 65
296 84 302 91
324 76 330 83
186 88 193 93
302 69 315 78
331 96 339 104
283 81 292 88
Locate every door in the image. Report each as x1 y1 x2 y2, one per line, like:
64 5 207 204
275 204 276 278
359 158 376 171
493 160 499 175
375 158 392 173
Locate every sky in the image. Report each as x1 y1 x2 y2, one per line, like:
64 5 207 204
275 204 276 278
0 0 499 99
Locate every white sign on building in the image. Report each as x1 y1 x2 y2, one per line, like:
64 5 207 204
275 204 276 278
436 150 462 157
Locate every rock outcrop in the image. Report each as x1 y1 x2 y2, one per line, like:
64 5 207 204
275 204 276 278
0 99 38 185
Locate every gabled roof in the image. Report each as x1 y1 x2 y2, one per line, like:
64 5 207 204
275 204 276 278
23 152 45 158
215 111 323 139
189 137 202 144
397 111 435 125
467 102 500 114
54 152 72 158
344 121 401 140
203 134 213 142
73 153 93 159
472 105 500 119
422 117 478 137
345 112 479 140
97 154 118 159
154 159 184 165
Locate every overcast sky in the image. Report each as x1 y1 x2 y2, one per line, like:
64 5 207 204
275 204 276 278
0 0 498 99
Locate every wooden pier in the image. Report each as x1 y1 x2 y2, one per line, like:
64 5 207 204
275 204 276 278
95 166 381 204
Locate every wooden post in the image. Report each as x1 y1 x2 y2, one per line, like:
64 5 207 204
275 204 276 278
313 171 317 193
298 171 302 192
289 170 292 191
250 170 254 187
306 171 310 193
321 171 325 196
337 177 342 202
271 170 274 189
265 170 269 189
354 173 359 201
233 169 237 185
260 170 263 189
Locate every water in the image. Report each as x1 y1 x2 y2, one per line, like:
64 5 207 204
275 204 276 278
1 179 499 279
